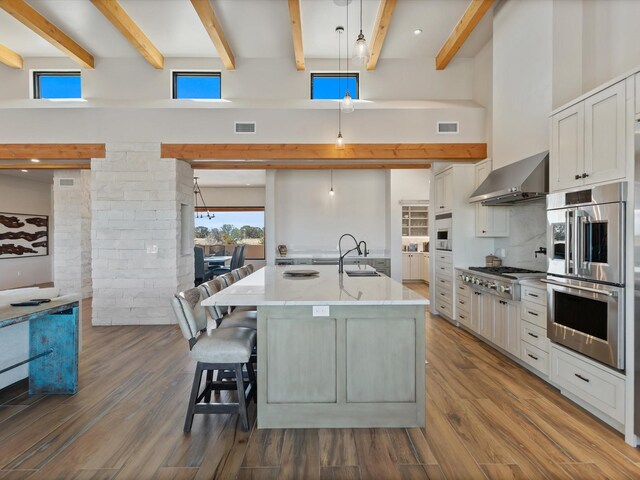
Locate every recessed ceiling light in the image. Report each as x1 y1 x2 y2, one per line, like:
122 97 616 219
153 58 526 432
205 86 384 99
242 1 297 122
30 158 40 163
413 29 423 35
21 169 28 172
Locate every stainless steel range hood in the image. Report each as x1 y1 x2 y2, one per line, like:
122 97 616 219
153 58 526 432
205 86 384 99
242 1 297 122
469 151 549 206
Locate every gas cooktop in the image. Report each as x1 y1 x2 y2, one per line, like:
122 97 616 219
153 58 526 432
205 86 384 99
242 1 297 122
468 266 546 278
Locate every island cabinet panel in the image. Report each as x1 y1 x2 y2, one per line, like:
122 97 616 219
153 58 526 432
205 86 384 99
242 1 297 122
257 304 425 429
346 318 416 403
266 317 337 404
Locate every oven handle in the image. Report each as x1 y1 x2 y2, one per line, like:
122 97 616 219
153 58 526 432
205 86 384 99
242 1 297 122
576 209 588 275
541 279 618 297
565 210 572 275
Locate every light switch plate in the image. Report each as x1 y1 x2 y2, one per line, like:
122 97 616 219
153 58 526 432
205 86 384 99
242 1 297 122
312 305 330 317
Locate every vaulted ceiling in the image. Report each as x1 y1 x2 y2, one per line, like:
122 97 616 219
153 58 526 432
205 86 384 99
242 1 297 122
0 0 493 69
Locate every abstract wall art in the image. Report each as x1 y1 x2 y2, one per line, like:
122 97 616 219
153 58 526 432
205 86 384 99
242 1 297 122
0 212 49 259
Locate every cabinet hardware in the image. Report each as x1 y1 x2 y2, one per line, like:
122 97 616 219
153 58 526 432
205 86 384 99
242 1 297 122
459 300 465 305
575 373 590 382
575 174 581 180
459 315 466 320
528 293 539 298
528 332 539 339
582 173 589 178
440 293 445 297
528 311 539 316
527 353 539 361
440 206 444 209
482 230 486 233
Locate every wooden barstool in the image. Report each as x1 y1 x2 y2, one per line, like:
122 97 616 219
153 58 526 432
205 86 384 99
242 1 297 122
171 287 256 432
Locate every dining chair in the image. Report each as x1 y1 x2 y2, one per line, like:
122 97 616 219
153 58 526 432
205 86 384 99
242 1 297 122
209 244 243 277
194 246 214 286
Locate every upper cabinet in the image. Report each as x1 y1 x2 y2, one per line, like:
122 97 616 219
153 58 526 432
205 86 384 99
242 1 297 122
550 81 626 192
434 169 453 213
474 160 509 237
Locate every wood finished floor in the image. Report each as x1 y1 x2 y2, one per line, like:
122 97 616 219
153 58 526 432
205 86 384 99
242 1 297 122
1 284 640 479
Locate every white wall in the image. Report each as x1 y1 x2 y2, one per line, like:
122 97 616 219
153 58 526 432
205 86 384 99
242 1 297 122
274 170 387 254
0 174 52 290
473 40 493 158
200 187 265 207
492 0 553 169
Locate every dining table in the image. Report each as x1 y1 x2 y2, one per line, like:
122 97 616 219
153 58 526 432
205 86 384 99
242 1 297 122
204 255 233 267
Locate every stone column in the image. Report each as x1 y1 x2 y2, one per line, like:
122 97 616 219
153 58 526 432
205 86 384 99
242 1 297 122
53 170 91 297
91 143 194 326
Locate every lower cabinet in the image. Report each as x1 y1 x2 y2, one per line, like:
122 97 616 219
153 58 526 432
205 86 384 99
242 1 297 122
402 253 423 281
496 298 520 357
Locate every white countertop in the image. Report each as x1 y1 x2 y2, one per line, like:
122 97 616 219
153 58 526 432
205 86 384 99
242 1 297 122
201 265 429 307
519 278 547 289
276 252 390 260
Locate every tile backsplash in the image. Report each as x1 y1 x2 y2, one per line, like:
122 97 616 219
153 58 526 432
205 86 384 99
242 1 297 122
494 200 547 271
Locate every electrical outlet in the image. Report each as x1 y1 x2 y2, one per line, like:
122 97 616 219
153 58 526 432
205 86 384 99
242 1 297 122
312 305 330 317
146 245 158 254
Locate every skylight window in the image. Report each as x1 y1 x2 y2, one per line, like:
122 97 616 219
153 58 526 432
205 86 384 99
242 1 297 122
311 73 359 100
173 72 221 99
33 71 81 99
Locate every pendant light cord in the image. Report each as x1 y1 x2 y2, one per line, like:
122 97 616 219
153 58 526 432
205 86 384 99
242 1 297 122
360 0 363 35
346 2 349 74
338 27 342 132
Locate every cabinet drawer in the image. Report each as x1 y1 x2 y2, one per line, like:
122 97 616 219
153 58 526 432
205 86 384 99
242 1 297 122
435 285 453 303
455 281 470 299
456 296 470 315
521 321 548 352
435 252 452 265
369 258 388 268
457 310 471 327
435 275 452 290
521 302 546 329
520 342 548 375
550 345 625 423
436 298 453 319
435 263 452 276
521 285 546 306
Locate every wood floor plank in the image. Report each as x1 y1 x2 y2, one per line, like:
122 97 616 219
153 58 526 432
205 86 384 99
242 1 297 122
318 429 358 467
0 471 38 480
69 469 119 480
319 466 360 480
386 429 419 465
353 428 402 480
0 405 27 425
397 465 430 479
243 429 285 467
405 428 437 466
152 467 198 480
422 465 446 480
480 464 530 480
557 463 611 480
237 467 280 480
278 429 320 480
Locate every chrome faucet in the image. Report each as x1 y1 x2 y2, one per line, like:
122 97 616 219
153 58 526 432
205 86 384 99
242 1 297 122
338 233 363 273
358 241 369 257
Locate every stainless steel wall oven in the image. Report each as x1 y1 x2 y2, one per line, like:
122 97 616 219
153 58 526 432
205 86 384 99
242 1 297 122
546 182 626 370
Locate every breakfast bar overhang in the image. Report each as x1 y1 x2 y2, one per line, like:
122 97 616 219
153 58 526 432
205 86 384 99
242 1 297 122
202 265 429 429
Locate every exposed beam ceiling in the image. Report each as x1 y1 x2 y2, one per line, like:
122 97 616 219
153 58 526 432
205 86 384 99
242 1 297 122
90 0 163 69
0 144 106 159
436 0 493 70
190 0 235 70
287 0 304 71
0 42 22 68
366 0 397 71
162 143 487 160
0 0 94 69
0 162 90 170
190 162 431 170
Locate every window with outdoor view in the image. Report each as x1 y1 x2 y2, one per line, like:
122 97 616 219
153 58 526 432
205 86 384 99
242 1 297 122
194 209 265 260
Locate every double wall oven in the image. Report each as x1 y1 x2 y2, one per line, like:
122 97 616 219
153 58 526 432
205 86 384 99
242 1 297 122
546 182 626 370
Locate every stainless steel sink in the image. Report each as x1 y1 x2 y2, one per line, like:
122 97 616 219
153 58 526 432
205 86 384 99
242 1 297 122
345 270 380 277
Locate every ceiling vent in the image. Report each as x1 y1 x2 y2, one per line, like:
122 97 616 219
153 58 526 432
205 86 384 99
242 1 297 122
235 122 256 134
437 121 459 134
58 178 75 187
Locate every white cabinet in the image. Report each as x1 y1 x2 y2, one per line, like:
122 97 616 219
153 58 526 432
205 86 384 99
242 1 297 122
402 253 423 281
471 290 493 339
402 206 429 237
550 81 626 192
434 169 453 213
421 253 429 283
474 160 509 237
496 299 519 356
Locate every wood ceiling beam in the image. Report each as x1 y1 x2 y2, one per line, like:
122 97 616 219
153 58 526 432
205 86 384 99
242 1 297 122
0 0 94 69
0 162 90 170
436 0 493 70
0 43 23 68
189 162 431 170
0 144 106 159
287 0 304 71
366 0 397 71
162 143 486 160
190 0 235 70
91 0 163 69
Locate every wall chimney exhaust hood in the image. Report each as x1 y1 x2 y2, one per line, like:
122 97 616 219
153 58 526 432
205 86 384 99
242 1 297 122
469 151 549 206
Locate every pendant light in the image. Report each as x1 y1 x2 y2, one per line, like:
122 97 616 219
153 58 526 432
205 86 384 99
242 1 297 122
353 0 369 66
194 177 214 220
329 169 335 195
335 26 345 149
341 0 354 113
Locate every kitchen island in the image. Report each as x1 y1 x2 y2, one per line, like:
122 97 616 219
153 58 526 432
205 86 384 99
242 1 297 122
202 265 428 428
